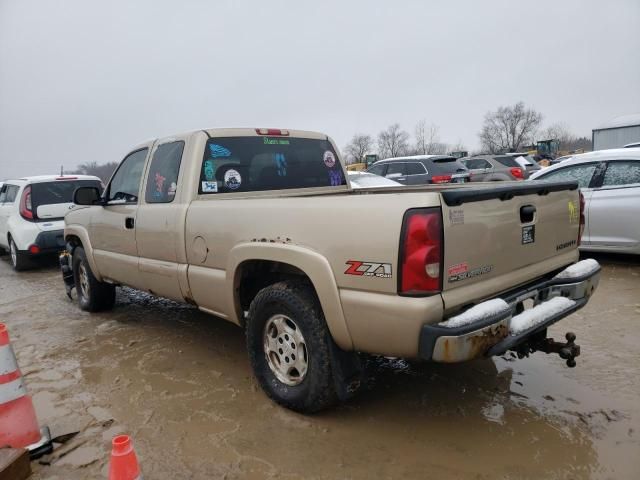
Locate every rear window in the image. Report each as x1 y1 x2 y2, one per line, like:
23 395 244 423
199 137 346 194
494 156 520 168
32 180 103 208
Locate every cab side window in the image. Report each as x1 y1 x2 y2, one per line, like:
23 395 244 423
145 141 184 203
107 149 148 203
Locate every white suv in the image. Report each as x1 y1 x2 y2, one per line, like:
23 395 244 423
0 175 102 270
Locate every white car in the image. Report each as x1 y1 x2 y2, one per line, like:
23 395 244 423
0 175 103 270
347 171 402 188
529 148 640 254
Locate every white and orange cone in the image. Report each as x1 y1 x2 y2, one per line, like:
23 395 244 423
0 322 44 449
109 434 142 480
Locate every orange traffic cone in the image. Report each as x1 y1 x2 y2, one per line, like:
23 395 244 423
108 435 142 480
0 323 42 448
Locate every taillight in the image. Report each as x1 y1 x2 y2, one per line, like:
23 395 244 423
19 185 34 220
431 175 452 184
255 128 289 136
510 167 524 180
399 208 443 295
578 191 585 246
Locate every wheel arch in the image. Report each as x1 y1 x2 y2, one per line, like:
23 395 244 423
228 242 354 351
64 226 103 281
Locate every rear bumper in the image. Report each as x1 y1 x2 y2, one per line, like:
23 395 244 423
419 259 601 362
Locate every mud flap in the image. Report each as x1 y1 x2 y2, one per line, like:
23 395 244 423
328 338 366 402
59 250 75 299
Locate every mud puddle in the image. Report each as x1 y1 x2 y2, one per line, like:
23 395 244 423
0 252 638 479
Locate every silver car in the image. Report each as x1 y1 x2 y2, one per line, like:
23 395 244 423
529 148 640 254
460 155 536 181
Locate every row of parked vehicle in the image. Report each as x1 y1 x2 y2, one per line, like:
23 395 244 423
1 147 638 274
350 147 640 255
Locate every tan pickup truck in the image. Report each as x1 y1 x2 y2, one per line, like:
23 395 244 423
61 128 601 412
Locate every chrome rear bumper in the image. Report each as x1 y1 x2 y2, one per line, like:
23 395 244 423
419 259 601 362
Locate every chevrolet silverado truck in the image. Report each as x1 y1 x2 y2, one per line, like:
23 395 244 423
60 128 601 412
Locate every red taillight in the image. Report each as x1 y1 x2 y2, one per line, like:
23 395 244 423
578 191 586 246
255 128 290 136
431 175 452 184
28 244 40 254
510 167 524 180
399 209 443 295
19 185 34 220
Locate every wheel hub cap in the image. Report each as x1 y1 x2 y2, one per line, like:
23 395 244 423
263 314 308 386
78 263 90 298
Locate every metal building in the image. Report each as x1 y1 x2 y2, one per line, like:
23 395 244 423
592 114 640 150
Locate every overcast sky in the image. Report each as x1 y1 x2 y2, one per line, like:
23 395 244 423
1 0 639 179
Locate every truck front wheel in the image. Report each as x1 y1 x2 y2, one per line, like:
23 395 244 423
246 281 338 413
72 247 116 312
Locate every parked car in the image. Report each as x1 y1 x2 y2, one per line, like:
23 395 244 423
460 155 530 181
347 171 401 188
529 148 640 254
0 175 103 270
505 152 541 176
61 127 599 412
366 155 470 185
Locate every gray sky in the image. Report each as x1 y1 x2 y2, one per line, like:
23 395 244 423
1 0 639 179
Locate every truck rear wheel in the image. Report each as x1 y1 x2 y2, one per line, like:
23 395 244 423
72 247 116 312
246 281 338 413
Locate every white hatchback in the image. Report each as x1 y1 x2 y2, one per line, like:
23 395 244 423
529 148 640 254
0 175 103 270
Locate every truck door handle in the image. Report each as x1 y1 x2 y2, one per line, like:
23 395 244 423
125 217 135 229
520 205 536 223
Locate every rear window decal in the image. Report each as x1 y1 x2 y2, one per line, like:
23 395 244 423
209 144 231 158
201 181 218 193
204 160 215 181
224 169 242 190
329 169 343 186
324 151 336 168
264 137 290 145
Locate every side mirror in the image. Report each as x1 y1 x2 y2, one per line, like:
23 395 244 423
74 186 102 206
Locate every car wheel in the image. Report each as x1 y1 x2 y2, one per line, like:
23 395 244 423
9 237 30 271
246 280 338 413
72 246 116 312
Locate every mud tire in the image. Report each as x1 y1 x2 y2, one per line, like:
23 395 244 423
246 280 338 413
72 246 116 312
9 236 31 271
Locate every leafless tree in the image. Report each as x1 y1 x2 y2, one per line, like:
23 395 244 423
448 141 467 154
414 120 442 155
539 123 574 150
378 123 410 159
343 133 374 164
73 161 119 182
479 102 543 153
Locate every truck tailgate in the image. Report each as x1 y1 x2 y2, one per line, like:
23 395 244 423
439 181 581 309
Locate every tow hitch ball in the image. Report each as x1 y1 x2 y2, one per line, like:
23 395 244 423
515 332 581 368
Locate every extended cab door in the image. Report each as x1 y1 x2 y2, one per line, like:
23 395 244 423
135 139 187 301
91 147 149 287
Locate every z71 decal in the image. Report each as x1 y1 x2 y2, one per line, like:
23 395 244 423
345 260 392 278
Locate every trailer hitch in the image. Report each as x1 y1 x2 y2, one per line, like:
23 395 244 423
513 332 580 368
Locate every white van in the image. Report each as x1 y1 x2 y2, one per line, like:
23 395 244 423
0 175 102 270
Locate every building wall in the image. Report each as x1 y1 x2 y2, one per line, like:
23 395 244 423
593 125 640 150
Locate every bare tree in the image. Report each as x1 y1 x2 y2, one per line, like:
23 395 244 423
539 123 574 150
448 141 467 154
479 102 543 153
378 123 410 159
414 120 442 154
73 161 119 182
344 133 374 164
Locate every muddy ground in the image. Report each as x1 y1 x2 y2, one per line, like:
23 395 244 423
0 253 638 479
